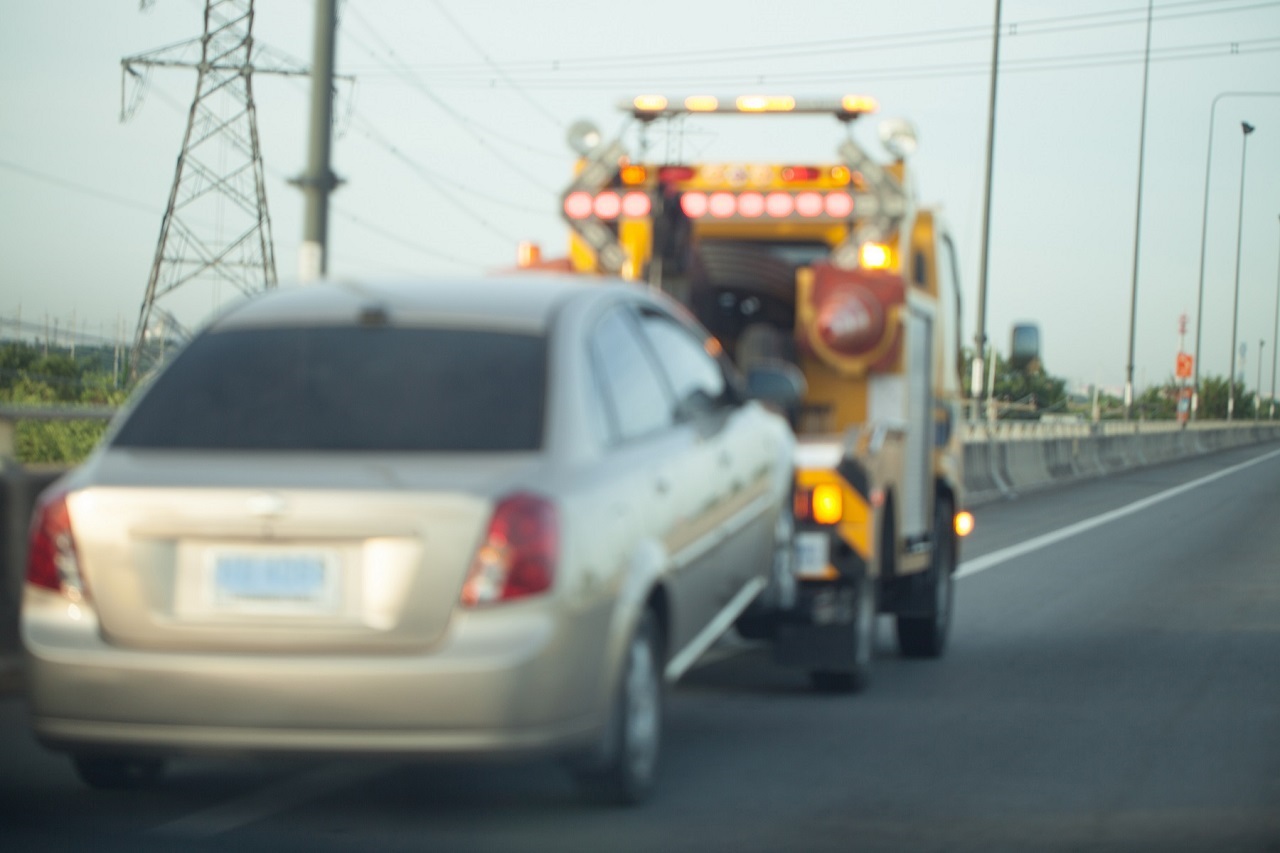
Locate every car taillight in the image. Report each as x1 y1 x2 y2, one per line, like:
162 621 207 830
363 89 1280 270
27 490 86 599
460 493 558 607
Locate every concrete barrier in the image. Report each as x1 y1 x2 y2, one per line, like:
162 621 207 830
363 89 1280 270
963 422 1280 506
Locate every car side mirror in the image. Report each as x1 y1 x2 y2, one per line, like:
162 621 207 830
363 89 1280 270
745 361 807 415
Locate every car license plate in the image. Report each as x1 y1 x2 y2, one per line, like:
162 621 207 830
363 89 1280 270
794 532 831 578
210 551 339 614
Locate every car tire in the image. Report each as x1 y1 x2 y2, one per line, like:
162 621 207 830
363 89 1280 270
72 754 165 790
807 567 875 693
895 495 956 658
570 609 664 806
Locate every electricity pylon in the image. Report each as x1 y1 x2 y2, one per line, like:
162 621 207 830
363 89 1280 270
123 0 307 378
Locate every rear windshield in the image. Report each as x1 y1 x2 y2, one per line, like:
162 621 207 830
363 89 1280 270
112 326 547 452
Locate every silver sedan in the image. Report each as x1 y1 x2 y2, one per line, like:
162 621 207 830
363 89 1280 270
23 275 797 804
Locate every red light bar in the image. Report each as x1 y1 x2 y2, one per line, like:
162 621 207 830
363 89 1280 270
659 166 697 183
593 191 622 220
782 166 822 182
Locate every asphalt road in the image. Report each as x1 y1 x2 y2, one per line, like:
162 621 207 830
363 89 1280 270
2 443 1278 852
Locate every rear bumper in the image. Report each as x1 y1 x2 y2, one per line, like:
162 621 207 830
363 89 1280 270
23 590 609 759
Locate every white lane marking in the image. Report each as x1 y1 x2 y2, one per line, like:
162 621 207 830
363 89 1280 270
956 446 1280 580
665 576 767 683
149 760 394 839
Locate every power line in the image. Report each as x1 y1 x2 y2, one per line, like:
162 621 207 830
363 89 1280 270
418 35 1280 90
347 0 1275 78
0 158 158 215
427 0 564 130
334 209 489 269
341 4 564 182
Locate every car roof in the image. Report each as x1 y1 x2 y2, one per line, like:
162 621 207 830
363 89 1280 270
209 274 635 334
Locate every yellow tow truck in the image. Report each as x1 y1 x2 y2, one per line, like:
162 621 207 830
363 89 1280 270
522 94 974 690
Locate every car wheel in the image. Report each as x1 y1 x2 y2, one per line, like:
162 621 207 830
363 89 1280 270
895 496 956 658
807 567 875 693
72 754 165 790
571 609 663 805
735 498 795 640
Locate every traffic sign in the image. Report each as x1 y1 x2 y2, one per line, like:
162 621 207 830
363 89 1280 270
1176 352 1193 379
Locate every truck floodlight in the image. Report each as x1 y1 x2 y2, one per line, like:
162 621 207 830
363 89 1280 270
566 119 603 157
841 94 879 115
632 94 669 113
737 95 796 113
684 95 719 112
878 118 918 160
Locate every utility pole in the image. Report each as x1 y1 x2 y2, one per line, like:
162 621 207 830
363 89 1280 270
1124 0 1154 421
1227 121 1255 420
295 0 342 282
971 0 1002 423
122 0 310 379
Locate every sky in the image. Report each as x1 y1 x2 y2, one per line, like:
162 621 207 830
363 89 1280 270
1 0 1279 397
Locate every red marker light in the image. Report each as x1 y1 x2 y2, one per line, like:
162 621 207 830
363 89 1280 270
708 192 736 218
621 192 652 218
564 191 593 220
593 191 622 220
795 191 823 217
824 192 854 218
765 192 794 218
659 166 697 183
680 192 708 218
737 192 765 218
782 166 821 182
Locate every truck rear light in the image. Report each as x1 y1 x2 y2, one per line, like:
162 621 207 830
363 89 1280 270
794 484 842 525
794 192 823 217
27 489 87 600
781 166 821 182
621 191 651 218
564 191 593 220
824 192 854 218
737 192 765 218
765 192 794 218
708 192 736 218
680 192 708 218
659 166 697 183
460 493 558 607
593 191 622 220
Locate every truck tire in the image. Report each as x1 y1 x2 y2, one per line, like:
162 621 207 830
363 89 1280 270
807 568 875 693
895 496 955 658
570 609 663 805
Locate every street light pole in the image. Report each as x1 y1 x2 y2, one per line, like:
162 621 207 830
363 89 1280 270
1190 92 1280 419
1123 0 1154 421
1227 121 1255 421
972 0 1003 423
1272 214 1280 419
1257 340 1265 420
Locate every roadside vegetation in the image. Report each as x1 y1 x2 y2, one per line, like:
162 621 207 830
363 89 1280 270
0 341 130 465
